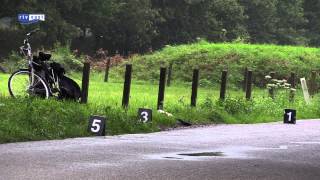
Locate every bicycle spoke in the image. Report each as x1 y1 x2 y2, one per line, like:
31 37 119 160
9 71 49 99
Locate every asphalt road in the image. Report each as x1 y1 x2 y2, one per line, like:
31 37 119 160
0 120 320 180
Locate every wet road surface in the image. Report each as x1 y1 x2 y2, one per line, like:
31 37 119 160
0 120 320 180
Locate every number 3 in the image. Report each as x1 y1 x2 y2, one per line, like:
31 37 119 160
91 119 101 133
141 112 149 122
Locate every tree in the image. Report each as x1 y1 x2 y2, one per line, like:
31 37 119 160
275 0 307 45
239 0 279 43
151 0 247 47
304 0 320 46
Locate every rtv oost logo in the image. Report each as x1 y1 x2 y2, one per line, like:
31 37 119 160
18 14 45 24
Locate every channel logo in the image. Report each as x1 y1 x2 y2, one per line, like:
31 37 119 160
18 14 45 24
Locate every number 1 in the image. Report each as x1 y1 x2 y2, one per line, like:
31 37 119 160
287 112 292 122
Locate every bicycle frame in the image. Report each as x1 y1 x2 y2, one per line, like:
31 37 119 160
19 30 52 93
20 37 36 89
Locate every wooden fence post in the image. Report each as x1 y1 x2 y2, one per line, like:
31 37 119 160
246 70 253 100
220 70 228 100
104 57 111 82
289 72 296 102
243 67 248 91
157 67 167 110
122 64 132 108
81 62 90 104
191 69 199 107
290 72 296 88
269 71 276 99
310 71 317 96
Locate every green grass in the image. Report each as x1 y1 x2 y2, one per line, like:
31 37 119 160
1 41 320 143
1 71 320 143
123 40 320 87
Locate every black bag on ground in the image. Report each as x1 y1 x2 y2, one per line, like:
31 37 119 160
50 62 65 77
58 76 81 101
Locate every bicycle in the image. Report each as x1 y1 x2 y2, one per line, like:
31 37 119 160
8 29 81 101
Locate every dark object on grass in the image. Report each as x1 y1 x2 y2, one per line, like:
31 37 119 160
38 52 52 61
50 62 65 77
59 76 81 101
176 119 192 126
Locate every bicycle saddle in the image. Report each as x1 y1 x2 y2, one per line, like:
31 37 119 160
38 52 51 61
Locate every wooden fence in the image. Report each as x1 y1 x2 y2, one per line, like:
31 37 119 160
80 63 319 108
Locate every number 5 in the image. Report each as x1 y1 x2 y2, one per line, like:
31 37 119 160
91 119 101 133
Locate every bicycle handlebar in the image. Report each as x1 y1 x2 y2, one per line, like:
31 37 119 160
21 29 39 58
26 28 40 37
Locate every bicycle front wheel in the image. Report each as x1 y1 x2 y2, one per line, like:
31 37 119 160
8 70 50 99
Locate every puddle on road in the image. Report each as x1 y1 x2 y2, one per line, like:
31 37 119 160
178 152 225 157
163 157 184 160
146 145 289 161
162 152 225 160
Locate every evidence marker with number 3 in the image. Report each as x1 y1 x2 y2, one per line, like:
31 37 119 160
284 109 296 124
138 108 152 123
88 116 106 136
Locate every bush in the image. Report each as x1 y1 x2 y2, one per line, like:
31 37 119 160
51 43 84 72
217 97 254 115
0 51 25 73
122 41 320 87
0 44 84 73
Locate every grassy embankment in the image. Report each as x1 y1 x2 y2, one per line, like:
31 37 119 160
1 41 320 143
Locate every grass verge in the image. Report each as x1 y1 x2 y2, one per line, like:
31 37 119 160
1 72 320 143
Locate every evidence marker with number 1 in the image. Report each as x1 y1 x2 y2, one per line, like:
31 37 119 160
284 109 296 124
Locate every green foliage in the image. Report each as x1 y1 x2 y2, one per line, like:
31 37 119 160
124 41 320 87
151 0 247 46
1 71 320 143
217 97 254 115
0 0 319 57
0 44 84 73
0 51 25 73
51 43 84 71
0 97 90 143
276 0 307 45
304 0 320 46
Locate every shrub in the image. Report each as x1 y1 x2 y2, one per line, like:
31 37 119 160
122 41 320 88
218 97 254 115
0 51 25 73
51 43 84 72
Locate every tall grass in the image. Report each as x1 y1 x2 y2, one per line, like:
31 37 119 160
1 41 320 143
122 40 320 87
1 71 319 143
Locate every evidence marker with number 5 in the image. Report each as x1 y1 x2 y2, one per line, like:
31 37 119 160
284 109 296 124
88 116 106 136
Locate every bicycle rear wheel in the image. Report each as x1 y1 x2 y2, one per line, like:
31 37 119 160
8 70 50 99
